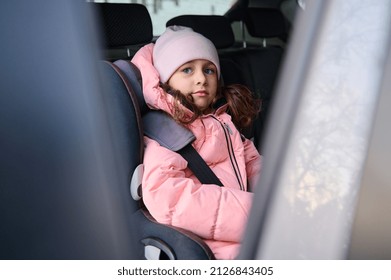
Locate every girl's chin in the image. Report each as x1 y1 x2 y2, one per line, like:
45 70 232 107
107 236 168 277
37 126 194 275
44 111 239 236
195 103 209 110
198 105 213 114
195 99 211 108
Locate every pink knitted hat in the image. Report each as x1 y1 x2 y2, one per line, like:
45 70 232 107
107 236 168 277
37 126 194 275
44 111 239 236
153 25 220 83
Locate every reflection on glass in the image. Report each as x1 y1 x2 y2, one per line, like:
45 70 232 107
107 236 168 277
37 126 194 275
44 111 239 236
259 0 391 259
284 0 389 216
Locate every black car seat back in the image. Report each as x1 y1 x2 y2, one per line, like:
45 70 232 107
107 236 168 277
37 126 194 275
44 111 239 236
241 7 286 148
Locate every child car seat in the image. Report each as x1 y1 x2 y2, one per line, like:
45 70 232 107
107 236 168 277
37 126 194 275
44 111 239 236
98 59 216 259
94 3 221 259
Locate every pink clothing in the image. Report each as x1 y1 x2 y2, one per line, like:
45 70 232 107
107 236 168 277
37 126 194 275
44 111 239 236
131 44 262 260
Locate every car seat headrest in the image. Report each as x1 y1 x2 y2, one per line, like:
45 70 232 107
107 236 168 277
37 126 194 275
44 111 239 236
244 8 287 39
95 3 153 48
166 15 235 49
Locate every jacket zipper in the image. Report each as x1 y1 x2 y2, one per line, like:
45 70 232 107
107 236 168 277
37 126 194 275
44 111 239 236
211 116 245 191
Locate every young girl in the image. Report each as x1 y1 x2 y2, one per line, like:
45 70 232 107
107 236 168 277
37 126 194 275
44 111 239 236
131 26 262 260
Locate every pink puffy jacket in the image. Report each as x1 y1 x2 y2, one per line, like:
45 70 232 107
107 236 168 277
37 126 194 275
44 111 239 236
131 44 262 259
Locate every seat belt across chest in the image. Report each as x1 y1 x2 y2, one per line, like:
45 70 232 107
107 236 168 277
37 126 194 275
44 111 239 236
143 110 223 186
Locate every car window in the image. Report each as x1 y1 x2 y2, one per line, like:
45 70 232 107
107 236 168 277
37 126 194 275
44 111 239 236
92 0 233 35
240 0 391 259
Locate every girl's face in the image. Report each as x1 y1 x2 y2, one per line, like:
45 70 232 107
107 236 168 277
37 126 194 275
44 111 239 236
168 59 218 114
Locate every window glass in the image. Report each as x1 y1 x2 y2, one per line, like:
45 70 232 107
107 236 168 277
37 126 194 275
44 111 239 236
93 0 234 35
256 0 391 259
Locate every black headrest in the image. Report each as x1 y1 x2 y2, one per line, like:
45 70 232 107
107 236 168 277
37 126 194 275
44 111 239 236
245 8 286 38
166 15 235 49
95 3 153 47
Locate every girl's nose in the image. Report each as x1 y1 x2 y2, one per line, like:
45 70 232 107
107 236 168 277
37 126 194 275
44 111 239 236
195 70 207 85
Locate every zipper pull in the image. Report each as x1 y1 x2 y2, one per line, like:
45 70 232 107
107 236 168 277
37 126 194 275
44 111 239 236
224 123 233 135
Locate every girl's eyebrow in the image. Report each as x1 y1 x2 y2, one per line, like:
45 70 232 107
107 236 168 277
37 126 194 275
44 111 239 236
180 62 193 68
203 62 215 68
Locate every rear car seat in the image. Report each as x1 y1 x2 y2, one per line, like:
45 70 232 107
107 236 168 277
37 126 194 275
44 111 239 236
241 7 287 149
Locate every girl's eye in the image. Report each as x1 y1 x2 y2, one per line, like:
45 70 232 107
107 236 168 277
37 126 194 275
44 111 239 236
204 68 215 75
182 67 192 74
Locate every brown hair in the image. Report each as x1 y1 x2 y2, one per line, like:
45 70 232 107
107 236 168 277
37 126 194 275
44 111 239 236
222 84 260 129
161 83 260 130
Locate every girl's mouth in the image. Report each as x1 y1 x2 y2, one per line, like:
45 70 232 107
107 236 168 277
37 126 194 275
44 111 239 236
193 90 208 97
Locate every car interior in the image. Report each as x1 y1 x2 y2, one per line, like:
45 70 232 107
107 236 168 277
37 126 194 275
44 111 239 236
93 0 295 260
3 0 391 263
0 0 298 260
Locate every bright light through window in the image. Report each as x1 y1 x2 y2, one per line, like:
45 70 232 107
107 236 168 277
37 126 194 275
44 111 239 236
92 0 234 35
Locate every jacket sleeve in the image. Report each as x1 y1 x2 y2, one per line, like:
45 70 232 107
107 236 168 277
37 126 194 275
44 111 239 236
243 138 262 192
142 137 253 243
